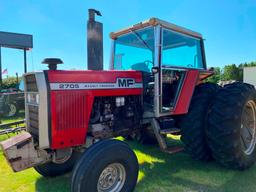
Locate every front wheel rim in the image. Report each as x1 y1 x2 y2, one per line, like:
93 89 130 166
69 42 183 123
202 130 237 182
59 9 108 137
241 100 256 155
97 163 126 192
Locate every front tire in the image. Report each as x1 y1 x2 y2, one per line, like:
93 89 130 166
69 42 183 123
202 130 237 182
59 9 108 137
71 139 139 192
34 151 80 177
207 82 256 169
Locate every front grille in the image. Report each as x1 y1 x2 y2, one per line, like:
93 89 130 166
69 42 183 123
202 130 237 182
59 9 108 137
25 74 39 142
27 105 39 141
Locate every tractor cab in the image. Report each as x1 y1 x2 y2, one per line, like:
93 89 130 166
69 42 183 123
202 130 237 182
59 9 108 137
110 18 212 117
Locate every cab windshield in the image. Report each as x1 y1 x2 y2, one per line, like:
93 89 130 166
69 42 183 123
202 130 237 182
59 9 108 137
113 27 154 73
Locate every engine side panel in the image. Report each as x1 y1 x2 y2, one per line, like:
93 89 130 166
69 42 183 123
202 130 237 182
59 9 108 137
50 91 94 149
47 70 143 149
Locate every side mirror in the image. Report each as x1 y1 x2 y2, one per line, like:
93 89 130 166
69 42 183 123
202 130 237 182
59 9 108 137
152 66 159 74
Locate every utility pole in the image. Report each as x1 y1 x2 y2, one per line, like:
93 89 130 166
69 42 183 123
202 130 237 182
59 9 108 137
23 49 27 73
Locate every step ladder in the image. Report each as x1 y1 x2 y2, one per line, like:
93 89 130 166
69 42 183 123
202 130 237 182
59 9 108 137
151 118 183 154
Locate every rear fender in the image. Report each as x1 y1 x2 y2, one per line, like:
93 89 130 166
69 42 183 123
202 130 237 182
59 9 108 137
172 70 199 115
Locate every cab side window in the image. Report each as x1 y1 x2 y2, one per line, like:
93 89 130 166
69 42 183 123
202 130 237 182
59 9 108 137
162 29 204 69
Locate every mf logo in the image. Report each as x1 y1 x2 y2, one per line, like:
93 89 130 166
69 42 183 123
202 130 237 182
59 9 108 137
117 78 135 87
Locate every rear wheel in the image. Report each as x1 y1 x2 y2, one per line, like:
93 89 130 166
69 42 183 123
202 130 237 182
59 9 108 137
71 139 138 192
34 151 80 177
178 83 220 161
207 82 256 169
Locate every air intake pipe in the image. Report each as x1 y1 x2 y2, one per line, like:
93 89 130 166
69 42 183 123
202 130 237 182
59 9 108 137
87 9 103 70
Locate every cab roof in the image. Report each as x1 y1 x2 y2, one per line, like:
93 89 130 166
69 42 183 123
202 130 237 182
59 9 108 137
110 17 203 40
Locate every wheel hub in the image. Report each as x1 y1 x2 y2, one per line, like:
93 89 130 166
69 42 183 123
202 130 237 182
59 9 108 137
97 163 126 192
241 100 256 155
53 148 73 164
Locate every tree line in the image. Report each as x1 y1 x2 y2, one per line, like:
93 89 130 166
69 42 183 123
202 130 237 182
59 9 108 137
207 61 256 83
1 77 22 90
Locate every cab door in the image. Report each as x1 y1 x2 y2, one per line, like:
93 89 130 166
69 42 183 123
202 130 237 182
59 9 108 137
160 68 186 114
154 26 204 117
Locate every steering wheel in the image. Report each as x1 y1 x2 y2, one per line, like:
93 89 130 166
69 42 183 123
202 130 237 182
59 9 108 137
144 60 154 68
131 61 154 73
187 64 194 68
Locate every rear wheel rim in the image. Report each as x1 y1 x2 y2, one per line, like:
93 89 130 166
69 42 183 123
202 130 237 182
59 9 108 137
241 100 256 155
97 163 126 192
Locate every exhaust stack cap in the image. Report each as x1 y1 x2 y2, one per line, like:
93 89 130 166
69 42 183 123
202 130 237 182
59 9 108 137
88 9 102 21
42 58 63 70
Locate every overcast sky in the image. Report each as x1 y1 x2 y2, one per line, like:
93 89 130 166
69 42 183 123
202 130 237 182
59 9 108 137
0 0 255 77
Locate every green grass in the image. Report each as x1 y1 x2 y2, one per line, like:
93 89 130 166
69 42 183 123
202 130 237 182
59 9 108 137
1 115 256 191
1 111 25 124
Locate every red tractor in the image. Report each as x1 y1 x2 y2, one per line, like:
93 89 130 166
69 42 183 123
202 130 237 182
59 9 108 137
1 10 256 192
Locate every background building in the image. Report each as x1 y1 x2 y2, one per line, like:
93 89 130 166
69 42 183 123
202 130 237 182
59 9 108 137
244 66 256 86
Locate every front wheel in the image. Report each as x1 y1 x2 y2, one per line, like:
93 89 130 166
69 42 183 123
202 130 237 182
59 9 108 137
34 151 81 177
71 139 139 192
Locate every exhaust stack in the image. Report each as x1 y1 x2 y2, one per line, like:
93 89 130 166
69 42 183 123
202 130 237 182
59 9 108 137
87 9 103 70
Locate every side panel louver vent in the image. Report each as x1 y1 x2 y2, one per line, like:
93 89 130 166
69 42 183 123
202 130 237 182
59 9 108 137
56 93 87 130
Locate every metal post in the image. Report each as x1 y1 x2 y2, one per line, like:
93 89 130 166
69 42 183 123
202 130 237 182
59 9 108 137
24 49 27 73
0 46 2 88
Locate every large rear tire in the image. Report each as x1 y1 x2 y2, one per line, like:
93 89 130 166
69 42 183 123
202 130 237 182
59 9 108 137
207 82 256 169
71 139 139 192
178 83 220 161
34 151 80 177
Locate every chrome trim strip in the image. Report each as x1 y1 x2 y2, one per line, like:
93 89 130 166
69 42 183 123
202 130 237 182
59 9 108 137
35 72 50 149
50 82 143 90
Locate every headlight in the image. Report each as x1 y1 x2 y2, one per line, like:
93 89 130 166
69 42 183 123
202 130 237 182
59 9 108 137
27 93 39 105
